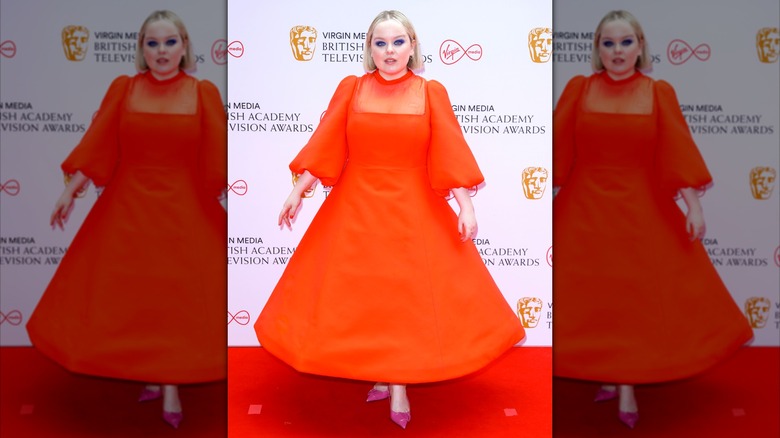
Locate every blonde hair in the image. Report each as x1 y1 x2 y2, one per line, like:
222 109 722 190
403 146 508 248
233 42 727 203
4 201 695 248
363 10 423 72
591 10 651 72
135 10 195 73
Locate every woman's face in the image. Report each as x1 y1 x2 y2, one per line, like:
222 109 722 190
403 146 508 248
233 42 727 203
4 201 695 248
370 19 415 81
142 19 186 81
598 19 643 81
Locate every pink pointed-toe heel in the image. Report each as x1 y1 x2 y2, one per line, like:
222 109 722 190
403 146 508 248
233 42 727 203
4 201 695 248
138 387 162 402
390 410 411 429
593 388 618 402
163 410 183 429
618 410 639 429
366 387 390 402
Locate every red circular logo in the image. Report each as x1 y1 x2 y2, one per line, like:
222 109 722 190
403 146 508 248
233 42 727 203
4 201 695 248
667 39 711 65
228 179 248 196
774 245 780 267
227 310 250 325
546 245 552 267
228 40 245 58
0 40 16 58
1 179 20 196
440 39 482 65
0 310 23 326
211 39 227 65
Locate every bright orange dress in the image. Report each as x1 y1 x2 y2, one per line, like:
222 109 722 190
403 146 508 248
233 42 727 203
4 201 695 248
552 71 753 384
26 71 227 384
255 70 524 383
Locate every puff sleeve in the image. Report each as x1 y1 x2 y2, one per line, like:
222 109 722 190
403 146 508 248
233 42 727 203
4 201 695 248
654 80 712 197
426 80 484 197
197 80 228 199
289 76 357 186
552 75 586 189
61 75 130 187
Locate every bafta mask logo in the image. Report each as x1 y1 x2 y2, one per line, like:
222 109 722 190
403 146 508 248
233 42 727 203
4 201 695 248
517 297 543 328
749 166 776 200
528 27 552 63
290 25 317 61
744 297 771 328
522 167 548 199
291 171 316 198
62 25 89 61
756 27 779 63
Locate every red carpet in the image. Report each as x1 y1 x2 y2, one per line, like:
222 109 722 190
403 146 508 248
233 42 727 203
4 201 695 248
0 347 226 437
228 346 552 437
553 347 780 437
3 346 775 436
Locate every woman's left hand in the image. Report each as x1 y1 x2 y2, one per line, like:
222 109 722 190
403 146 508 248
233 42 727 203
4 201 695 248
686 208 706 241
458 208 477 242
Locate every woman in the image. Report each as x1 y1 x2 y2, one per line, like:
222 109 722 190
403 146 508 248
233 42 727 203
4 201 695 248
26 10 227 429
254 10 524 430
552 10 753 429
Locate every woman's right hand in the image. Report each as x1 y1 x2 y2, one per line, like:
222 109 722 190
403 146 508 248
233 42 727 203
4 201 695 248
51 170 89 230
50 191 75 230
279 170 318 229
278 191 302 229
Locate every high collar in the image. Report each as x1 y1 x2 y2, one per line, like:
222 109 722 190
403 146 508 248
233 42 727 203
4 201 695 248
371 69 414 85
142 69 186 84
598 69 643 85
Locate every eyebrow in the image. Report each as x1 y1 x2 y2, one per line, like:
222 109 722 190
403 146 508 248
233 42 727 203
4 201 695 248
145 34 180 40
373 34 407 40
601 34 636 40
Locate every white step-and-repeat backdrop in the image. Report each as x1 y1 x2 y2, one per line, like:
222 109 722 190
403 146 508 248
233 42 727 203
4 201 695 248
553 0 779 345
0 0 227 345
227 1 554 346
4 1 774 349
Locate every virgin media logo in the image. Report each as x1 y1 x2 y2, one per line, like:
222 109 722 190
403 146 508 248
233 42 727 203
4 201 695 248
228 40 245 58
440 39 482 65
0 310 23 326
1 179 20 196
0 40 16 58
211 39 227 65
667 39 711 65
228 179 248 196
228 310 250 325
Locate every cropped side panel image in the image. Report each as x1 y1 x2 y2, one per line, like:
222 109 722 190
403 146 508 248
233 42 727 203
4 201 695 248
551 1 779 436
0 1 228 437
